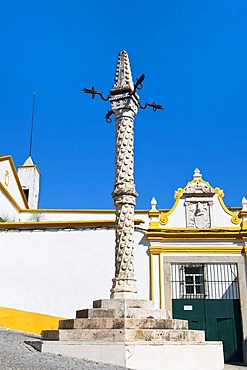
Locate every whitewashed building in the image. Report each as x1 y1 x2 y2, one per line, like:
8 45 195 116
0 154 246 363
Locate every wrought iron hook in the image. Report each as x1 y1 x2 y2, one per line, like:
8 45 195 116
139 102 164 111
82 87 110 101
134 74 145 92
105 110 114 123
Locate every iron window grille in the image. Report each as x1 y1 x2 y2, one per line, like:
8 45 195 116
180 264 206 299
171 263 239 300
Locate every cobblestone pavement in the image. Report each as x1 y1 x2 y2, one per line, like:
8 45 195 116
0 328 126 370
0 328 247 370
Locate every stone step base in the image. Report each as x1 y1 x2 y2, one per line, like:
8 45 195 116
75 299 171 320
76 307 170 319
41 328 205 342
93 299 156 310
38 341 224 370
58 317 188 330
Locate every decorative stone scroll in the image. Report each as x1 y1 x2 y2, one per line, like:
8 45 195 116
184 181 214 196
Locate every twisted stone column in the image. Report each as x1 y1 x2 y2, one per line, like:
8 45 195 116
109 51 139 299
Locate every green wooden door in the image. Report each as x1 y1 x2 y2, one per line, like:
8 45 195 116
172 299 243 363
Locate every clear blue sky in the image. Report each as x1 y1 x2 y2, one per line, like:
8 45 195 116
1 0 247 209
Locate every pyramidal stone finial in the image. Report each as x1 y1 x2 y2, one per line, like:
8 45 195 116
242 197 247 210
23 156 34 166
193 167 202 179
151 197 157 210
111 50 134 93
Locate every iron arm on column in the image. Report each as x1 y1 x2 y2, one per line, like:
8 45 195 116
82 74 163 123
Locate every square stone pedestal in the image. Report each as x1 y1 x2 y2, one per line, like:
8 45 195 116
37 299 224 370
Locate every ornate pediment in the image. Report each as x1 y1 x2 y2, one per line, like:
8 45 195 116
154 168 241 228
183 169 214 228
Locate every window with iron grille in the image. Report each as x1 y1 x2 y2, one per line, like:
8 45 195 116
171 263 239 300
183 265 205 298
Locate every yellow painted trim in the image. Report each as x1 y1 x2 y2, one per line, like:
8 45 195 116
18 164 40 175
239 210 247 218
20 209 149 214
149 245 244 254
4 170 10 186
150 252 155 301
0 306 65 334
135 210 150 213
148 210 160 217
242 220 247 229
215 188 240 224
0 183 22 211
0 218 145 229
133 218 145 225
146 229 243 241
149 221 160 228
149 226 241 231
160 197 180 225
159 254 164 309
0 155 29 209
0 155 14 162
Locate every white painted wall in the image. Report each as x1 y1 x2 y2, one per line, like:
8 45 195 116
19 211 117 222
18 166 40 209
166 196 186 227
0 227 150 318
213 196 237 227
18 210 150 226
0 190 20 221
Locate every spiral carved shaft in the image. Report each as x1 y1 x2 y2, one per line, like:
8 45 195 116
115 203 135 279
110 112 138 298
115 116 134 184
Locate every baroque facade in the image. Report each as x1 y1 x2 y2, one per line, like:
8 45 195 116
147 168 247 363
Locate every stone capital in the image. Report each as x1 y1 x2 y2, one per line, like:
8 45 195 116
110 95 139 116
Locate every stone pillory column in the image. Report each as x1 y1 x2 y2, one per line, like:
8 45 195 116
39 51 224 370
82 50 162 299
109 51 139 299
